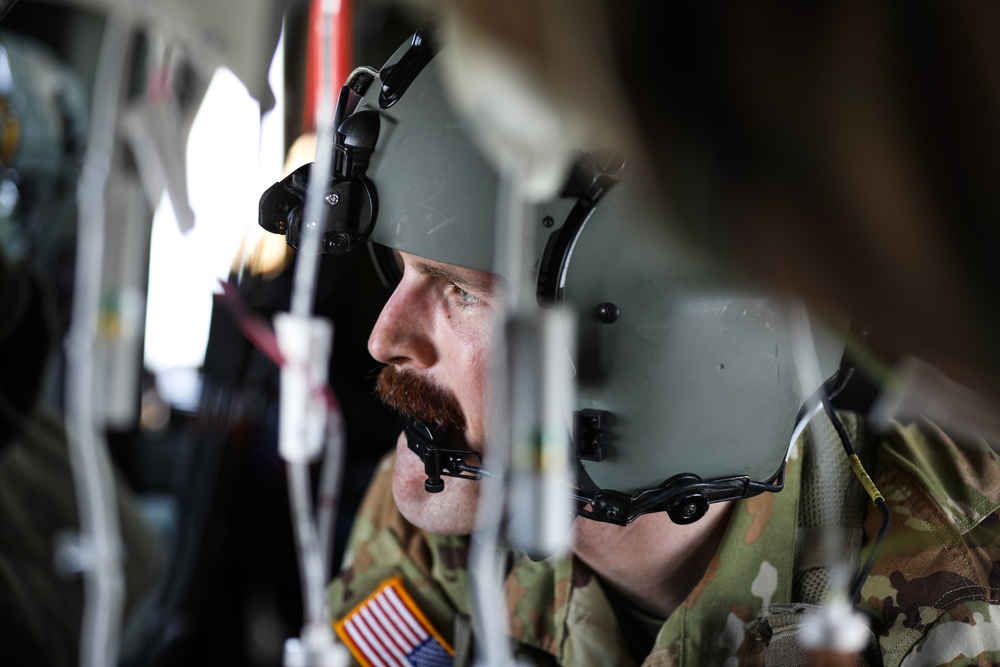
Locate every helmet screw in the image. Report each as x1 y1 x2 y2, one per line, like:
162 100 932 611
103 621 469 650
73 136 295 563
604 506 621 521
597 302 620 324
325 233 351 255
542 216 554 228
668 493 708 524
325 191 340 206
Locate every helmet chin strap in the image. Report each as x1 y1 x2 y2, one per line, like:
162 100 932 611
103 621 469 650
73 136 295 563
405 415 786 525
570 465 784 526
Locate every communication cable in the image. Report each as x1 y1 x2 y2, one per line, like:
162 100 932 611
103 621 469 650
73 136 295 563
790 302 874 662
280 1 348 665
65 15 131 667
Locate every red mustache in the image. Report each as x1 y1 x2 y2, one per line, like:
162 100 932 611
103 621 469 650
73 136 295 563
375 366 466 432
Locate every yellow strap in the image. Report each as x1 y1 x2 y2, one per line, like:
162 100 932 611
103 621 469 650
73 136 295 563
849 454 883 504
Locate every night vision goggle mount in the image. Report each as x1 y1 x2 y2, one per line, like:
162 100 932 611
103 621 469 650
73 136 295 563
258 72 381 256
259 24 440 256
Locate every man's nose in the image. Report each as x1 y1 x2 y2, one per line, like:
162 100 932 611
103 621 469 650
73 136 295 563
367 282 436 369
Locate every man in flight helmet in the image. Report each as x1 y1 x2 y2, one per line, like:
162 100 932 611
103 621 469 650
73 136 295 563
260 25 1000 667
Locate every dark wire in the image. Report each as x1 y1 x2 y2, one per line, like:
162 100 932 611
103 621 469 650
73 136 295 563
856 497 892 602
820 392 855 458
819 392 893 603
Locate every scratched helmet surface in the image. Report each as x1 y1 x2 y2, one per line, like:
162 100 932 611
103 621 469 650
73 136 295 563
360 25 575 282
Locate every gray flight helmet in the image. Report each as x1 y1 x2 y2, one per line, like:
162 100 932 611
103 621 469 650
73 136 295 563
257 25 847 524
360 28 575 280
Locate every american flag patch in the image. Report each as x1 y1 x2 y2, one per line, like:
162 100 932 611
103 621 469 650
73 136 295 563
334 576 453 667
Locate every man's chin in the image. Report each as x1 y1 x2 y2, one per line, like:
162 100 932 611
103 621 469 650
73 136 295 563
391 433 479 536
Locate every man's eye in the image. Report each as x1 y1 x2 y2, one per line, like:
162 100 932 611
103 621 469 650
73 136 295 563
454 285 482 305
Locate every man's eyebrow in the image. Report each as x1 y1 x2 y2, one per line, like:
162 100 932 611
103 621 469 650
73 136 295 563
412 258 496 296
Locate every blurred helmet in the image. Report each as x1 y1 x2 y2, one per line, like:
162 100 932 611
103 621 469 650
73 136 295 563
259 25 845 525
0 29 87 260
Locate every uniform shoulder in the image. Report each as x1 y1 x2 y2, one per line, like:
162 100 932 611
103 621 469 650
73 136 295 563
877 418 1000 532
859 419 1000 666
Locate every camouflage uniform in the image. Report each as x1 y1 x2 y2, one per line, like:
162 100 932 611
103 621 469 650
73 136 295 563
328 416 1000 666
